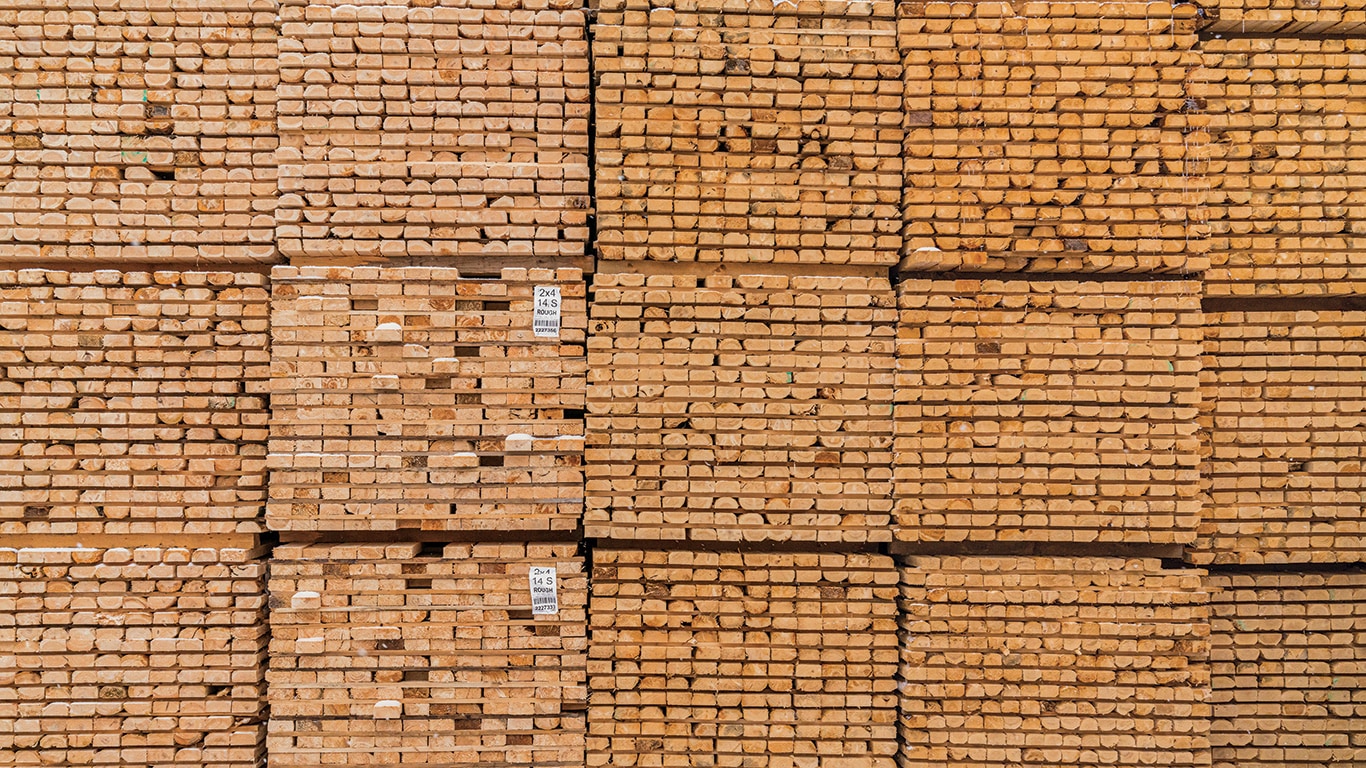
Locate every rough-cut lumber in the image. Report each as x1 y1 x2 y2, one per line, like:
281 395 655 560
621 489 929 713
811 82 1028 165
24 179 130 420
1194 311 1366 565
894 279 1203 544
0 546 269 768
1200 37 1366 297
276 0 591 268
899 0 1207 274
1207 571 1366 768
589 548 899 768
594 0 903 266
267 542 586 768
1197 0 1366 36
268 266 586 533
0 270 269 542
0 0 279 265
585 271 896 543
899 556 1212 768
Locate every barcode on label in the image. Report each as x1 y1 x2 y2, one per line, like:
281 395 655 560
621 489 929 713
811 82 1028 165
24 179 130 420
529 566 558 615
533 286 561 338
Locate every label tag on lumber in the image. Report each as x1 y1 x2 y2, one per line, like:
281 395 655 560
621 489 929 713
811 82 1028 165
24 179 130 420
529 566 558 614
533 286 561 338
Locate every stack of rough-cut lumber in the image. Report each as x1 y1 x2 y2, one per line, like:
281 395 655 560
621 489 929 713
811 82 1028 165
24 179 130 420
276 0 591 267
593 0 903 266
0 545 269 767
266 542 587 768
585 271 896 543
0 269 270 542
899 0 1207 274
893 279 1203 544
1194 310 1366 564
588 549 899 768
898 556 1212 768
1200 36 1366 297
267 266 587 534
1206 572 1366 768
1198 0 1366 35
0 0 279 265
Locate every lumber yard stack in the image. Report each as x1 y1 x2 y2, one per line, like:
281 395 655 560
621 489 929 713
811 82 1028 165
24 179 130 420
1194 2 1366 767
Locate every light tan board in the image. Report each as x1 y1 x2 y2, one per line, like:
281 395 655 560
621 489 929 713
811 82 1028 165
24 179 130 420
1197 0 1366 35
0 270 270 541
267 542 587 768
276 0 591 266
1193 311 1366 565
268 266 586 533
0 546 268 768
899 0 1208 274
585 271 896 543
589 548 900 768
0 0 279 265
594 0 903 266
1206 571 1366 768
894 279 1203 544
899 556 1212 768
1200 37 1366 297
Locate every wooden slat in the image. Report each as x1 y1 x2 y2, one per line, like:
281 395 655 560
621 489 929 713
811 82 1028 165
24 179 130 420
899 556 1212 768
267 266 587 534
894 279 1203 544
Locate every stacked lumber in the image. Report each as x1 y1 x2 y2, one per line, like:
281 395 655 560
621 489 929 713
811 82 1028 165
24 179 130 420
1194 311 1366 565
0 545 269 768
584 272 896 543
1198 0 1366 35
593 0 903 266
1207 572 1366 768
267 266 587 534
899 556 1212 768
276 0 591 267
267 542 587 768
0 0 279 265
899 0 1207 274
0 270 270 541
588 549 899 768
1201 37 1366 297
893 279 1203 544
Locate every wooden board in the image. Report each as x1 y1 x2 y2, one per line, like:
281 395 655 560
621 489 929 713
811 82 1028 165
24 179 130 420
589 548 899 768
1200 37 1366 297
894 279 1203 544
1198 0 1366 35
899 556 1211 768
1207 571 1366 768
267 541 586 768
276 0 591 267
585 270 896 543
0 270 270 543
0 0 279 265
0 545 268 768
593 0 903 266
268 266 587 534
898 0 1207 274
1193 311 1366 565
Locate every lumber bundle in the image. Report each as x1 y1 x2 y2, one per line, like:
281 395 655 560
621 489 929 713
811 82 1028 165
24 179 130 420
593 0 903 266
0 545 269 768
899 0 1207 275
899 556 1212 768
266 542 587 768
276 0 591 268
893 279 1203 544
0 270 270 541
1207 572 1366 768
1194 311 1366 565
1198 0 1366 36
0 0 279 265
584 271 896 543
1201 37 1366 297
267 266 587 534
588 549 899 768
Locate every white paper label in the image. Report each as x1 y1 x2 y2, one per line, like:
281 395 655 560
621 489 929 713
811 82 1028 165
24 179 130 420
533 286 561 338
529 566 558 615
